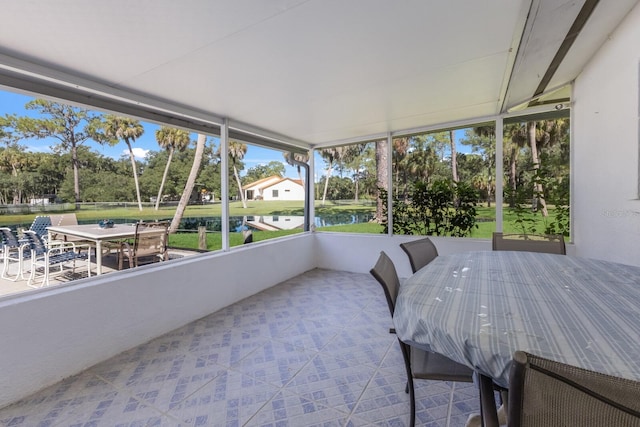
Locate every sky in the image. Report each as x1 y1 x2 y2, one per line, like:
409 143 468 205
0 88 474 181
0 89 305 179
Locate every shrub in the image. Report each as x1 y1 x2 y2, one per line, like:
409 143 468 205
380 179 478 237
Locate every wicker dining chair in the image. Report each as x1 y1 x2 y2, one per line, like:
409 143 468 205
400 237 439 273
508 351 640 427
370 251 474 427
492 232 566 255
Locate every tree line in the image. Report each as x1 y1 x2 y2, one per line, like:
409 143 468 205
1 98 570 235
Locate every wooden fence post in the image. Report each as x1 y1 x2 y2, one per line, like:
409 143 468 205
198 226 207 250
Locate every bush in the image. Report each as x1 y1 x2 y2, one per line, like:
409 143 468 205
380 180 479 237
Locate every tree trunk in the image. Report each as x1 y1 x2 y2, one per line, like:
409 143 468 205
125 139 143 211
321 163 332 206
72 144 80 208
375 139 388 222
170 134 206 233
234 165 247 208
449 129 458 182
528 121 548 216
155 147 174 210
508 146 517 208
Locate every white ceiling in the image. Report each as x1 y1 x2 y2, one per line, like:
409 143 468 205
0 0 637 148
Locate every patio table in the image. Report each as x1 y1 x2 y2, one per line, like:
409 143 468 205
47 223 165 275
394 250 640 389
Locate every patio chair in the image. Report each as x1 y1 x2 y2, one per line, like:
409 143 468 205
25 215 52 242
508 351 640 427
21 230 91 288
0 227 30 281
400 237 439 273
492 232 566 255
118 221 169 270
370 251 474 427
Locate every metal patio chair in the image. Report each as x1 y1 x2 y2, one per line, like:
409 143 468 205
492 232 566 255
400 237 439 273
118 221 169 270
0 227 30 281
24 215 52 242
370 251 474 427
509 351 640 427
21 230 91 288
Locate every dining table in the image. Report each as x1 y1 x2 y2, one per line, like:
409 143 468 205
393 250 640 389
47 223 165 275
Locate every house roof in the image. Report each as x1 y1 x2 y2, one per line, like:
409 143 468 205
243 176 303 191
0 1 637 149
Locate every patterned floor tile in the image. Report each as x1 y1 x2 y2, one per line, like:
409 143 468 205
0 269 482 427
247 389 354 426
232 339 317 387
273 318 341 352
283 352 378 414
166 369 280 427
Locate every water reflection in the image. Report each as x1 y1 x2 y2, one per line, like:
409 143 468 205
63 213 373 232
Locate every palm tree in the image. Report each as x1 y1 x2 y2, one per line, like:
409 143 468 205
375 139 388 222
319 146 355 206
283 151 310 184
228 140 248 208
170 133 207 233
154 127 191 210
102 115 145 211
449 129 458 182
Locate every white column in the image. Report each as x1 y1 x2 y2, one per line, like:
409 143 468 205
220 118 230 251
495 116 504 232
387 133 393 236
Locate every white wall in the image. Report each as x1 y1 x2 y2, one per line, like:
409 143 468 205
573 3 640 265
314 232 492 278
263 180 304 201
0 234 316 408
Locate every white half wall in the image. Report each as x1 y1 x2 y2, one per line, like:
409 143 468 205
0 233 316 409
314 232 492 278
573 3 640 265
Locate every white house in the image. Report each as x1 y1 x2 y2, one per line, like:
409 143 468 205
243 176 304 201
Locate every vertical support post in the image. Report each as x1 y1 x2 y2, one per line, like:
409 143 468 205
308 149 315 231
387 133 393 236
220 118 230 251
495 116 504 232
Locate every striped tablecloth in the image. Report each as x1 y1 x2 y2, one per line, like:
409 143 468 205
394 251 640 388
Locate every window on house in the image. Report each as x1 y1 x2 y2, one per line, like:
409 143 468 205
272 189 279 198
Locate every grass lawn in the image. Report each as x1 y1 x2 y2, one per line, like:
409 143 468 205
1 200 567 250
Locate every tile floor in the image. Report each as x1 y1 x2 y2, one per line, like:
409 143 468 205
0 269 481 426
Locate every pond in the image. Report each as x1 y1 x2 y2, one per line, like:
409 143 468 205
6 213 374 233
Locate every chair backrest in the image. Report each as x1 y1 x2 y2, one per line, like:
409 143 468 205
133 221 169 259
28 215 52 239
22 230 48 256
56 213 79 226
492 232 566 255
0 227 21 249
400 237 439 273
508 351 640 427
370 251 401 317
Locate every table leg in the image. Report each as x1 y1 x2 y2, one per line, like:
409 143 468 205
478 374 499 427
95 241 102 275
